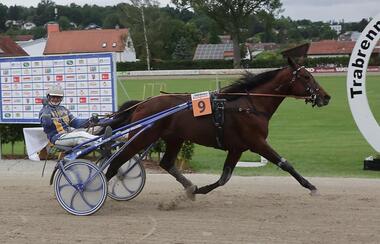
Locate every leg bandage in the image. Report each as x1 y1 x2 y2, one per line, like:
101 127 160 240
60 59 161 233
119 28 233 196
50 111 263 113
277 158 294 171
168 166 193 188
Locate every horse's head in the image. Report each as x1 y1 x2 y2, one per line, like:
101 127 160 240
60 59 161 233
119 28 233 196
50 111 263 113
286 57 331 107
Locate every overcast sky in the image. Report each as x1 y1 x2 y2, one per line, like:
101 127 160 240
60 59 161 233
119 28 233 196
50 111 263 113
1 0 380 22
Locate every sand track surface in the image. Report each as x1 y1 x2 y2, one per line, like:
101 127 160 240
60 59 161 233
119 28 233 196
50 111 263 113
1 160 380 244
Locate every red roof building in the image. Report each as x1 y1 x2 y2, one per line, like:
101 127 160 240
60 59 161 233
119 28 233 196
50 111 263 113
14 35 34 42
0 36 29 57
282 40 380 58
44 25 136 62
307 40 355 57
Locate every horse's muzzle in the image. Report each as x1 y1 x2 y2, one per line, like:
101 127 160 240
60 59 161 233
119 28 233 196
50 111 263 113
316 95 331 107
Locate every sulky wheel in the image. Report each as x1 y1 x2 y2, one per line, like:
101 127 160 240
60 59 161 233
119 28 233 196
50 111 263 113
53 159 107 216
107 156 146 201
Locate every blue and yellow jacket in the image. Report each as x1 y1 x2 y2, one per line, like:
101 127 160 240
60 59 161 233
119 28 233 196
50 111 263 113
39 104 88 144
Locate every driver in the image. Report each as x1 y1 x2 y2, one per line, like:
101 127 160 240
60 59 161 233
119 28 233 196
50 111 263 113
39 84 107 147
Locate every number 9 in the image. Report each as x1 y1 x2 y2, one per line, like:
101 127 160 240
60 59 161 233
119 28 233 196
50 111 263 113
198 100 206 113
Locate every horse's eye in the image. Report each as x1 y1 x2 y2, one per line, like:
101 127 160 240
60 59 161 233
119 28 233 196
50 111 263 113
304 75 310 80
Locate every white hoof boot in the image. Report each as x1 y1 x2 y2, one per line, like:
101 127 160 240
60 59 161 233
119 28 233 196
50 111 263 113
185 185 197 201
310 189 320 196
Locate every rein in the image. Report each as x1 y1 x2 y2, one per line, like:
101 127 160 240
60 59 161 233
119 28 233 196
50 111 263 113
217 92 311 100
97 99 148 120
159 91 312 100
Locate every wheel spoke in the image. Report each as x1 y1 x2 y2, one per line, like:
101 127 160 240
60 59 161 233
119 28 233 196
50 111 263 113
55 160 107 216
120 180 135 194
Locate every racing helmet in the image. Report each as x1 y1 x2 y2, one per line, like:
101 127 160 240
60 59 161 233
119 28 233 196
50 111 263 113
46 84 64 106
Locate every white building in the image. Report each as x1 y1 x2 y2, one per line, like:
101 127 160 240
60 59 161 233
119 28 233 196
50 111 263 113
330 24 342 34
22 22 36 30
18 38 47 56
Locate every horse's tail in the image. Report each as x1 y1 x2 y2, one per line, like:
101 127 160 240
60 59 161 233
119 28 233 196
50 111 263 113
118 100 142 123
100 100 142 130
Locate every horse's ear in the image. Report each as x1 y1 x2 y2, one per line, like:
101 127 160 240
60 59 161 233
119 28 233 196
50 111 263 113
298 56 306 65
287 57 298 69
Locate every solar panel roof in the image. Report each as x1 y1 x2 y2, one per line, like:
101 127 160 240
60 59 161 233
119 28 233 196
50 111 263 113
193 43 233 60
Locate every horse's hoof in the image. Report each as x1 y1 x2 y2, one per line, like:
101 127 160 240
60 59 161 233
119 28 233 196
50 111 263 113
310 189 320 196
185 185 197 201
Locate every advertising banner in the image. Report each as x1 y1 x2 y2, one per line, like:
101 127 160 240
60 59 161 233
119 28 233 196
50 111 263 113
0 53 117 124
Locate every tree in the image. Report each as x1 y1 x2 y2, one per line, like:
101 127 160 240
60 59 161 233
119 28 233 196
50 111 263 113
0 4 8 31
57 16 71 30
58 4 83 26
173 0 282 68
34 0 56 26
103 13 123 29
172 37 192 60
190 12 222 43
30 26 46 39
120 0 161 70
7 5 25 21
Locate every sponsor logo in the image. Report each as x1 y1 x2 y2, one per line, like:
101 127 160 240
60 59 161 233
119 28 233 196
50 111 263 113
56 75 63 81
35 98 43 104
13 76 20 82
102 73 109 80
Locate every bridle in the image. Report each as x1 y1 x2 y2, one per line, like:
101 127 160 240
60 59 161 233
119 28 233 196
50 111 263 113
218 66 318 102
291 66 321 107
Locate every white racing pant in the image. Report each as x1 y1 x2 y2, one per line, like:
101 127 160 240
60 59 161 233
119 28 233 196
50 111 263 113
55 131 98 147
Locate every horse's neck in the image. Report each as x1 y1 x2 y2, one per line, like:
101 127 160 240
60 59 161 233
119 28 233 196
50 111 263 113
248 71 291 118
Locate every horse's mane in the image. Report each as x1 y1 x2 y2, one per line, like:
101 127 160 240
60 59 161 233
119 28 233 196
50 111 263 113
219 68 283 100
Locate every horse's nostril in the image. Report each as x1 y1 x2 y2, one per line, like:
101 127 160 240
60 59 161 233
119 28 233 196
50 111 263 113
324 95 331 105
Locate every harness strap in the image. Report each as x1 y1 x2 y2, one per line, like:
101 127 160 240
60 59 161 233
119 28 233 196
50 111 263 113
225 107 270 119
211 94 226 150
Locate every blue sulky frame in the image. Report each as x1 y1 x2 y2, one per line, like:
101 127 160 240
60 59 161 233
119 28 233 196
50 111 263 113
53 101 192 216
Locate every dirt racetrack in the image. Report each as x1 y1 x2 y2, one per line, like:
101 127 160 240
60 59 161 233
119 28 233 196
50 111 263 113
1 160 380 244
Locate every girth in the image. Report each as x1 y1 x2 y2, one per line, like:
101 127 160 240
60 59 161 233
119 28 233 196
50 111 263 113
210 94 270 149
211 94 227 150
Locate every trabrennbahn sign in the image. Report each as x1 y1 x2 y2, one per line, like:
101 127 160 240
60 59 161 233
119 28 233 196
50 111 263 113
347 14 380 153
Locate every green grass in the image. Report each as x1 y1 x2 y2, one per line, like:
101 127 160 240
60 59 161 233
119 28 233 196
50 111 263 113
2 142 27 158
4 74 379 178
118 76 235 100
118 74 380 178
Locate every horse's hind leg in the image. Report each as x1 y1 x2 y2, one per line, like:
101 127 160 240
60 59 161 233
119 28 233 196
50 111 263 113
160 139 197 199
194 150 242 195
252 140 318 195
105 129 160 181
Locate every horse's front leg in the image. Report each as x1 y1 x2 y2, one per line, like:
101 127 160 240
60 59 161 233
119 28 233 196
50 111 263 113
194 150 242 195
252 140 318 195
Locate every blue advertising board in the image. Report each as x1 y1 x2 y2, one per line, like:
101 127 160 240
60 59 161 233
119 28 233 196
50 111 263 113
0 53 117 124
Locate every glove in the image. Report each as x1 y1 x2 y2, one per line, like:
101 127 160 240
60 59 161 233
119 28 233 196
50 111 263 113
89 113 99 124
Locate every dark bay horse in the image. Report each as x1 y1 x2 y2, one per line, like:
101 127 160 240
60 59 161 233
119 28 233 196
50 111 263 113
104 58 331 198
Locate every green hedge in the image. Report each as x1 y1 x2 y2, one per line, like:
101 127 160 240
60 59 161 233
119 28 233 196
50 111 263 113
0 124 30 156
303 57 350 67
117 56 378 71
117 60 234 71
